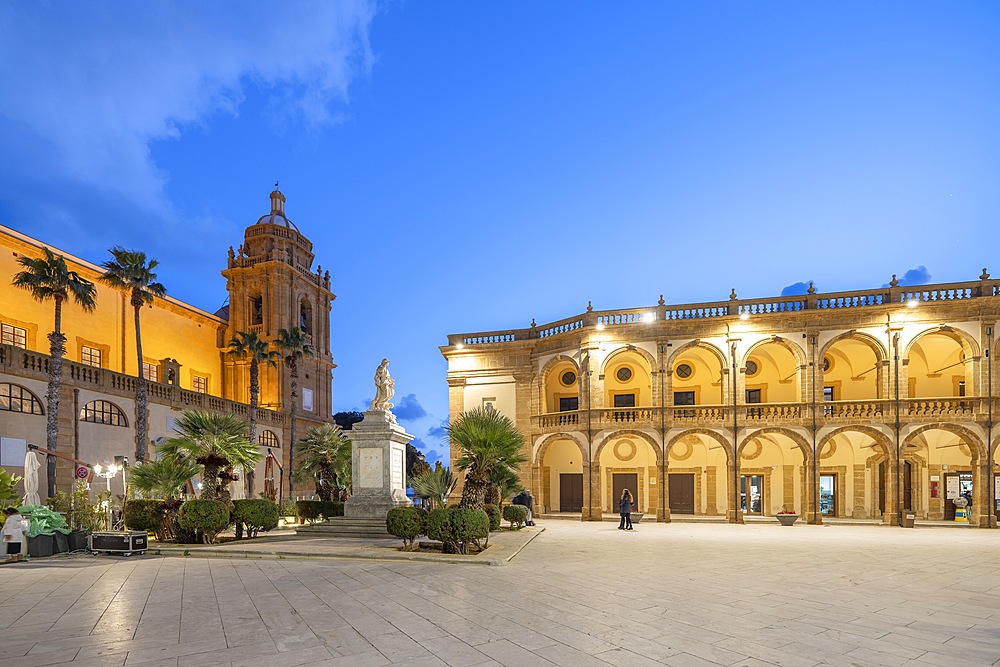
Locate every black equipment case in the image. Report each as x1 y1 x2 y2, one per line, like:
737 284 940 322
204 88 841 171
89 531 148 556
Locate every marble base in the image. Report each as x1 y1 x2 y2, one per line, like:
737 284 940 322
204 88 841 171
343 409 414 519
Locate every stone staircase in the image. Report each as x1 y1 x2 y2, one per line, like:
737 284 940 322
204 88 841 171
295 517 391 538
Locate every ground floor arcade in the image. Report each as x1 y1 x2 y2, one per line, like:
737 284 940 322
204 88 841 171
531 423 1000 527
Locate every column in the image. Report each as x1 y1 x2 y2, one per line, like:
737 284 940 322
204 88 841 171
852 464 867 518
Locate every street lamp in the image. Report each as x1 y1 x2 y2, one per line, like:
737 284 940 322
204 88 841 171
93 462 120 530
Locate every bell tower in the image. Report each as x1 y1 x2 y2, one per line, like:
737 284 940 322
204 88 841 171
221 187 336 426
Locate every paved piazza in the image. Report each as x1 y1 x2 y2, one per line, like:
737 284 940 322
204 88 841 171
1 522 998 667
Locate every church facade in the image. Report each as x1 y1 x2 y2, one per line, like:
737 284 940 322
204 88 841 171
0 189 335 497
441 276 1000 527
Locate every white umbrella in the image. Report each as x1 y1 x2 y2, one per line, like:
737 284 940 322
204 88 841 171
23 451 40 506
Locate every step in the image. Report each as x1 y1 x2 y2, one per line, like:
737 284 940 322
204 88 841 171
296 517 391 537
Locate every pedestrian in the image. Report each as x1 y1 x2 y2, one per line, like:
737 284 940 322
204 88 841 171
618 489 634 530
2 507 26 563
523 489 536 527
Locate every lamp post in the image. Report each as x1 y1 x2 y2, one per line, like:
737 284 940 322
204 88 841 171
93 462 120 531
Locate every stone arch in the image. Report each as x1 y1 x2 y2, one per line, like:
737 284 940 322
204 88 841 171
819 331 888 364
903 326 981 360
534 432 588 465
738 426 811 462
539 354 581 387
593 429 662 464
902 423 986 459
818 425 893 459
667 340 728 372
991 433 1000 458
743 334 808 369
665 428 733 463
599 345 656 377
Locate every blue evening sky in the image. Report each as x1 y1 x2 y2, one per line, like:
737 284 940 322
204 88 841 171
2 2 999 464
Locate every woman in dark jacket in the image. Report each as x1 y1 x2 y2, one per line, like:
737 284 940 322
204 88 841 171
618 489 634 530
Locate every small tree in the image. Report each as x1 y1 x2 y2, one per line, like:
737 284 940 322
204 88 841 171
293 424 352 501
410 467 456 509
449 407 526 509
227 330 280 496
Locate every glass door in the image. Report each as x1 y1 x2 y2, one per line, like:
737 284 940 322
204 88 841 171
819 474 836 516
740 475 764 515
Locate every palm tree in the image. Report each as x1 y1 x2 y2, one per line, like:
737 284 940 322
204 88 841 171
488 466 524 509
12 247 97 492
157 410 261 504
129 458 200 500
449 407 527 509
227 330 280 496
293 424 352 501
275 327 314 497
99 247 166 464
410 466 457 509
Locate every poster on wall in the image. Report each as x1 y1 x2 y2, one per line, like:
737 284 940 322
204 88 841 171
946 475 960 500
302 388 313 412
0 438 28 467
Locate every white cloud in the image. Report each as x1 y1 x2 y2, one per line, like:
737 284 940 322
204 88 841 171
0 1 374 221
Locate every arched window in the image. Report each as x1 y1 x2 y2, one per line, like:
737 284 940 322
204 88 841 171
80 400 127 427
0 383 44 414
258 430 280 448
249 293 263 326
299 299 313 335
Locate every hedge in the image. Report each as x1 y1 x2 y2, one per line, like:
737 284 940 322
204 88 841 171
425 507 489 554
179 499 231 544
386 507 426 549
484 504 501 532
123 499 164 534
296 500 345 523
502 504 528 529
232 499 278 539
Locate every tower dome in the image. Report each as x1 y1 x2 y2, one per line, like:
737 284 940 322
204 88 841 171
254 187 299 231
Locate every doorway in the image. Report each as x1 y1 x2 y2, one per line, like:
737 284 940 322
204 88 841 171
740 475 763 515
612 473 638 513
819 474 836 516
668 473 695 514
943 472 973 521
559 473 583 512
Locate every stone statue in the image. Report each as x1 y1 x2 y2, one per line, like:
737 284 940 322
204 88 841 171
369 358 395 412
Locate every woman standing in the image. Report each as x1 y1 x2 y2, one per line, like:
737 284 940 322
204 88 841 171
618 489 634 530
2 507 26 563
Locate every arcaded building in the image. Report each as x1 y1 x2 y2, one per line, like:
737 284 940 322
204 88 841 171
0 189 335 495
441 276 999 527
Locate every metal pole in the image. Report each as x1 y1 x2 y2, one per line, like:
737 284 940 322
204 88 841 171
811 335 819 524
660 344 666 522
894 332 902 527
586 352 593 521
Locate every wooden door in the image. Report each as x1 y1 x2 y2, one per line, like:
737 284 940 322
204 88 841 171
559 473 583 512
613 473 638 512
943 472 958 520
902 461 912 511
668 473 695 514
878 462 886 515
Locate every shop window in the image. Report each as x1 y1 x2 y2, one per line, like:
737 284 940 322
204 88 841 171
0 383 43 414
1 323 26 349
80 400 127 427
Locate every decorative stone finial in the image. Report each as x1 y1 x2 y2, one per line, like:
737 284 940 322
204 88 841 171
586 301 593 313
807 281 816 294
889 274 899 287
729 288 738 301
530 318 536 327
658 294 665 306
981 268 990 280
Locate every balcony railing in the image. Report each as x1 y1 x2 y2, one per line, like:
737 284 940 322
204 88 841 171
531 397 991 432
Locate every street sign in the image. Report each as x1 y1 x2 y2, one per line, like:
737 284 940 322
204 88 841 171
76 466 89 479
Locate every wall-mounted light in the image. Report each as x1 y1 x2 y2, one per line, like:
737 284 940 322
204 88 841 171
740 312 750 321
643 312 655 323
907 300 919 308
596 323 605 331
455 343 464 350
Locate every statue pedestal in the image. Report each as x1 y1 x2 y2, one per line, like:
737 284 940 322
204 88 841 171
344 409 413 519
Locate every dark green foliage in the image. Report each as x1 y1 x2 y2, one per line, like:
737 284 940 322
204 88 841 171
332 411 364 430
319 501 344 519
502 504 528 529
295 500 322 522
232 499 278 539
386 507 426 549
484 504 501 532
179 499 231 544
451 508 490 554
425 508 458 554
123 499 164 534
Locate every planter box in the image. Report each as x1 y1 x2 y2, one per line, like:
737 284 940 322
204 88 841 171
776 514 799 526
27 534 54 558
630 512 645 523
67 531 88 552
52 532 69 553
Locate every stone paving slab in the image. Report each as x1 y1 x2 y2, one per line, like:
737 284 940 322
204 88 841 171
0 522 998 666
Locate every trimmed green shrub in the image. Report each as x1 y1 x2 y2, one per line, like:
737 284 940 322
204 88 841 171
179 499 231 544
484 504 501 532
232 499 278 539
451 508 490 554
386 507 426 550
295 500 323 523
277 498 298 517
502 504 528 529
319 501 344 520
425 508 458 554
124 499 164 535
